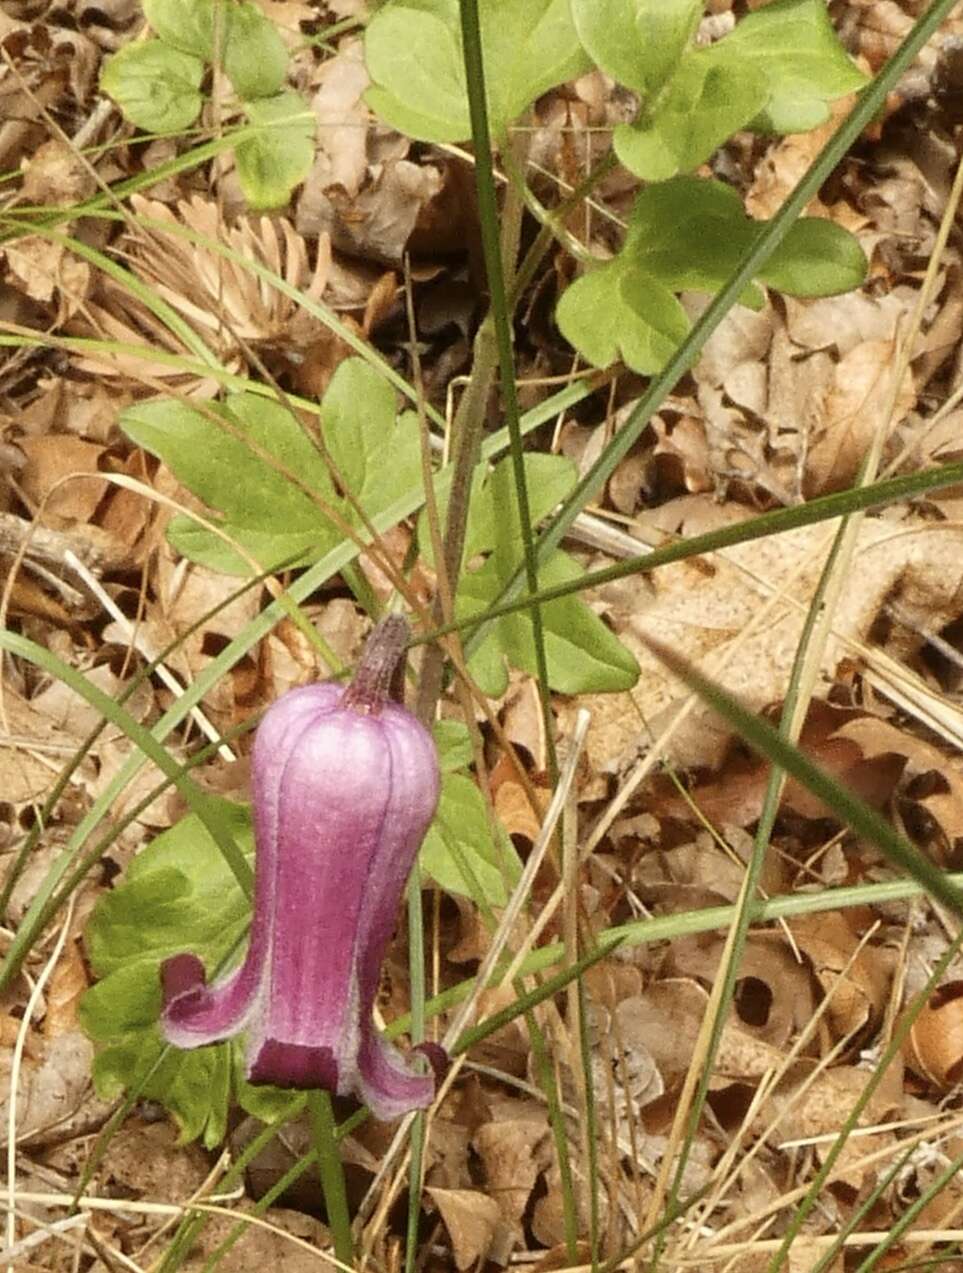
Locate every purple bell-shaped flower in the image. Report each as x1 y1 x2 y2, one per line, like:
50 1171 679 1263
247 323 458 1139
160 616 441 1121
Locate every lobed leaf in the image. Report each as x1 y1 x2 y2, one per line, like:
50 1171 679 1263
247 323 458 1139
420 773 521 907
121 358 418 574
79 800 253 1146
222 1 288 100
558 177 868 373
723 0 868 133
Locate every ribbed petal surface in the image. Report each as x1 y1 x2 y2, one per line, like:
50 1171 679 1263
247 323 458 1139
161 676 440 1120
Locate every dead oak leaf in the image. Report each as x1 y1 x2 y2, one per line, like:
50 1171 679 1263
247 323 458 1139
567 503 963 775
427 1188 510 1271
804 339 916 495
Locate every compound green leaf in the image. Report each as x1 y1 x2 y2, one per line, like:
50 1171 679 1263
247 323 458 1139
121 358 416 575
236 91 315 210
100 41 204 134
321 359 422 537
459 547 640 697
453 458 640 695
571 0 701 96
122 393 338 574
558 177 867 373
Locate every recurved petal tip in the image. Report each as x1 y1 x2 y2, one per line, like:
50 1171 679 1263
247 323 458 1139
161 952 207 1003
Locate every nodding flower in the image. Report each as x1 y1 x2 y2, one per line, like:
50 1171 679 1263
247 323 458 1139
160 615 441 1121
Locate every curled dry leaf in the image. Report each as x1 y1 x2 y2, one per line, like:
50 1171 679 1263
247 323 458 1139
789 912 892 1041
651 701 907 830
473 1117 551 1236
833 715 963 864
2 236 91 322
904 980 963 1088
298 39 446 265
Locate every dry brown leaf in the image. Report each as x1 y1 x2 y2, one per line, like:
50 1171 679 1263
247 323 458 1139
835 716 963 862
564 504 963 775
665 933 814 1047
904 980 963 1088
18 435 106 523
746 96 860 219
428 1187 508 1270
42 938 88 1039
3 236 91 321
607 978 707 1089
789 912 891 1040
20 138 96 207
473 1117 550 1233
0 1030 94 1146
804 339 916 494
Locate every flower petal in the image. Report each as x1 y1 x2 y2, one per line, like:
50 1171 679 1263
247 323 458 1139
161 951 261 1047
356 1025 434 1121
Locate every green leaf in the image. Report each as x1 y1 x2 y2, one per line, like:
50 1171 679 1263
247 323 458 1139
558 177 867 373
364 0 588 144
235 91 315 210
460 546 641 696
418 451 639 693
614 46 769 181
623 176 767 301
223 1 288 99
121 358 418 574
626 177 867 298
100 41 204 134
556 259 690 374
420 773 521 906
722 0 867 133
86 803 253 979
142 0 216 58
571 0 701 96
757 216 869 296
321 360 422 536
432 720 473 773
416 452 576 570
79 801 253 1146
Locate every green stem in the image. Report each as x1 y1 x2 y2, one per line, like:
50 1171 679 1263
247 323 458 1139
458 0 556 776
404 871 427 1273
308 1091 353 1268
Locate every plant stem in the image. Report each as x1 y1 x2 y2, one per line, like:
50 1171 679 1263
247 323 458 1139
308 1091 353 1268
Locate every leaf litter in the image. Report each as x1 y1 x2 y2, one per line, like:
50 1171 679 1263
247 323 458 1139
7 1 963 1270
